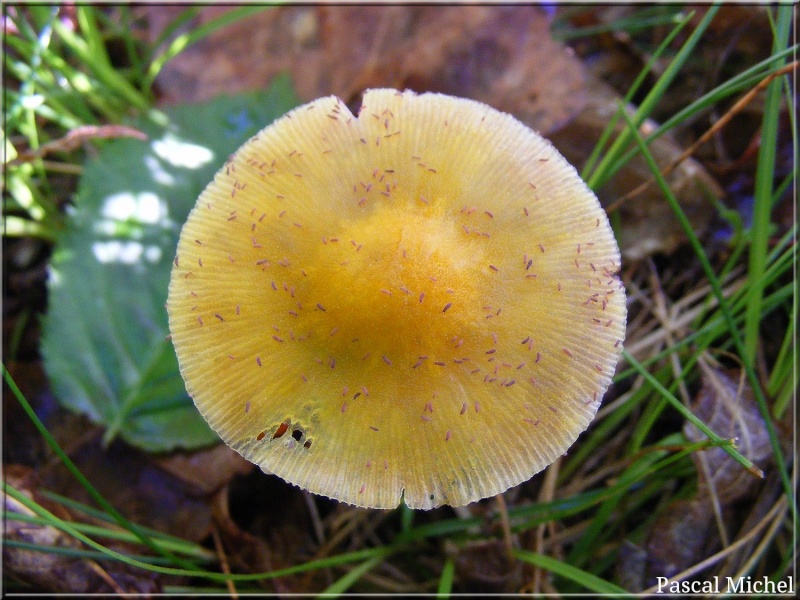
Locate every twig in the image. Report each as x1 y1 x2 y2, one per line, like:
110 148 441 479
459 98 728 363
303 492 326 548
11 125 148 164
86 559 127 595
494 493 515 563
211 524 237 599
529 458 560 594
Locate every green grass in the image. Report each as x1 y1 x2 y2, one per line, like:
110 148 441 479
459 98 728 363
3 5 274 241
3 4 795 595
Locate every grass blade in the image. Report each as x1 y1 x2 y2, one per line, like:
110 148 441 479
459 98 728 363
622 350 760 476
585 4 720 191
744 4 794 362
580 9 694 180
437 557 456 598
513 550 631 595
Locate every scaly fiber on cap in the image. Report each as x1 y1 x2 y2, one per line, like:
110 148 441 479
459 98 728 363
167 89 627 509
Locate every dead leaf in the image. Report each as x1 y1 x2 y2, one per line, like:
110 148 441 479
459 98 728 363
683 365 773 502
41 438 214 544
452 539 523 593
643 497 719 586
147 5 588 134
212 470 327 593
3 465 161 594
209 487 276 587
154 444 253 496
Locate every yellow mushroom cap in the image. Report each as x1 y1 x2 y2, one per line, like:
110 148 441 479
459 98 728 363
167 89 626 509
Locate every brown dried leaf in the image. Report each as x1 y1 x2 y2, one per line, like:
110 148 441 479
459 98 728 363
153 444 253 496
3 465 160 594
642 497 718 586
452 539 523 593
209 487 275 581
41 438 214 543
148 5 588 134
338 6 591 133
211 473 324 593
683 365 773 503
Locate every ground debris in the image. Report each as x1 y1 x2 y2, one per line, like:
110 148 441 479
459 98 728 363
620 365 779 591
3 465 161 594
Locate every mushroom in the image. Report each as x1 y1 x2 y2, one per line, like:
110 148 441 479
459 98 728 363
167 89 626 509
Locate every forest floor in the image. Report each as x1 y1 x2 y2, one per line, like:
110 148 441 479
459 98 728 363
3 4 795 595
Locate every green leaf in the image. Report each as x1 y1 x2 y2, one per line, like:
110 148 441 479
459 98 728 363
42 74 301 452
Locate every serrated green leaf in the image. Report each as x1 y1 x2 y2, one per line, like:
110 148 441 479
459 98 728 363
42 74 301 452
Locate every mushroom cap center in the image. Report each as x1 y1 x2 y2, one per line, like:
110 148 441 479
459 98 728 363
303 200 484 366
